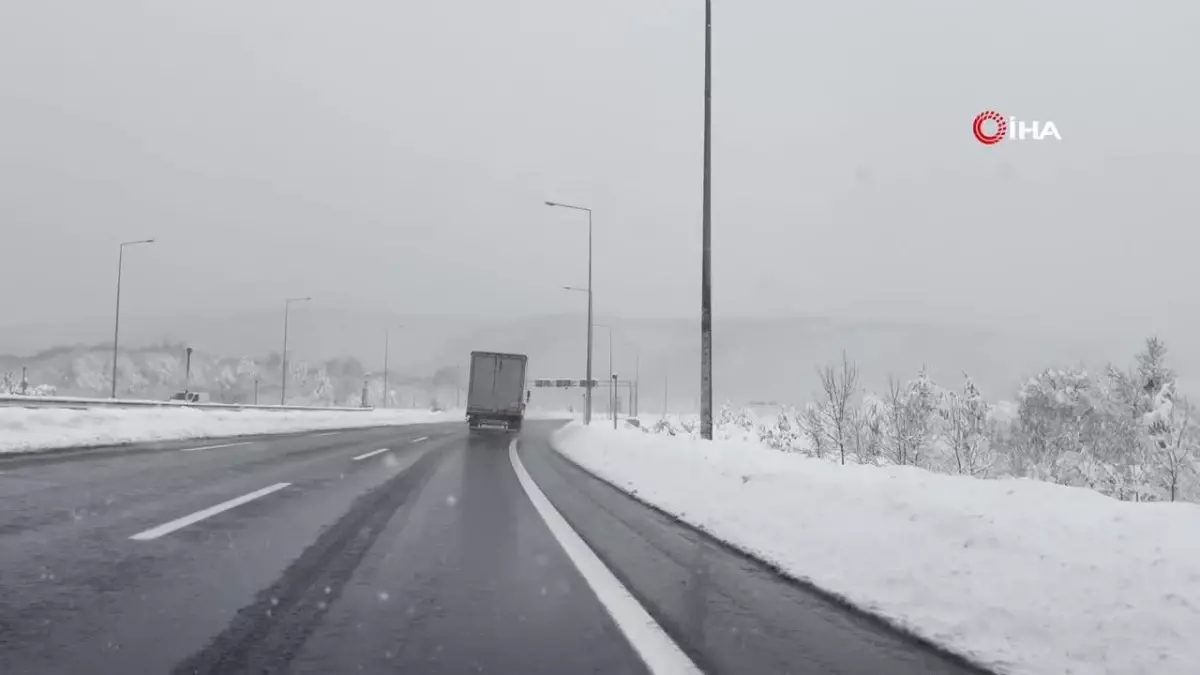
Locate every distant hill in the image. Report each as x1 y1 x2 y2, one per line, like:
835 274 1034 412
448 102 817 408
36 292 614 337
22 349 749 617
1 310 1175 413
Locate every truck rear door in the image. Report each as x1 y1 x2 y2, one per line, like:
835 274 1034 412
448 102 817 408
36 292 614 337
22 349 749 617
468 353 499 412
493 354 526 414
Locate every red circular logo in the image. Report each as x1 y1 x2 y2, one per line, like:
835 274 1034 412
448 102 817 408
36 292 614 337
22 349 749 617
973 111 1006 145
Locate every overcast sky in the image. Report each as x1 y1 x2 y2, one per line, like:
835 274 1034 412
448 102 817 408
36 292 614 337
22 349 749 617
2 1 1197 342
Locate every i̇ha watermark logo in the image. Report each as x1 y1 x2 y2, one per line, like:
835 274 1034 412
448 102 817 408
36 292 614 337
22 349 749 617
973 110 1061 145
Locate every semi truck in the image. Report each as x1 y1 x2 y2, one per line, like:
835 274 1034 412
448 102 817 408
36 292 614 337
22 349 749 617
466 351 529 432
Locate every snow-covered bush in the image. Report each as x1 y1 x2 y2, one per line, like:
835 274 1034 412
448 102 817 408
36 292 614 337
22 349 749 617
635 336 1200 503
1 372 56 397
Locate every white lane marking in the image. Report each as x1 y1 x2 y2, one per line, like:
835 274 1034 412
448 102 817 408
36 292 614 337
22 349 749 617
130 483 291 541
314 432 340 437
352 447 391 461
180 441 250 453
509 440 701 675
411 436 429 443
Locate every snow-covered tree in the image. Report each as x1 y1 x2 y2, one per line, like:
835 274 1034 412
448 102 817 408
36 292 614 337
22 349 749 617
1136 337 1174 401
940 373 994 476
818 351 859 465
1012 367 1097 483
801 402 828 459
903 368 942 468
759 407 803 453
1150 397 1196 502
885 376 911 465
857 394 889 464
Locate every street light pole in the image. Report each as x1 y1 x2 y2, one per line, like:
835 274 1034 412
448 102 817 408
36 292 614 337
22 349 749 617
111 238 155 399
546 201 593 425
700 0 715 439
594 323 614 422
280 296 311 405
634 350 640 417
383 325 404 408
185 346 193 393
612 374 618 430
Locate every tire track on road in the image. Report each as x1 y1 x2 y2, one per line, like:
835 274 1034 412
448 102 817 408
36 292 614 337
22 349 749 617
171 446 445 675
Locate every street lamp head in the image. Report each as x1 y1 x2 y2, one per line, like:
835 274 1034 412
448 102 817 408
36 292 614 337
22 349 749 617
544 201 558 207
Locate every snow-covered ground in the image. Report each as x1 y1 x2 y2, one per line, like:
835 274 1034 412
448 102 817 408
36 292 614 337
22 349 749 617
552 422 1200 675
524 408 580 421
0 405 576 454
0 407 465 454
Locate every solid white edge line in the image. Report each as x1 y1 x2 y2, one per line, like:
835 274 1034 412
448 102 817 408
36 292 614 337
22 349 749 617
352 447 391 461
411 436 429 443
509 440 702 675
314 432 340 437
130 482 291 541
180 441 250 452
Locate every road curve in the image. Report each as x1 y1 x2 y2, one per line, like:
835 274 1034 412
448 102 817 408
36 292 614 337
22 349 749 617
0 420 992 674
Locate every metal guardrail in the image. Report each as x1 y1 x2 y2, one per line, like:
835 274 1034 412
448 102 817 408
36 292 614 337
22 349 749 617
0 394 373 413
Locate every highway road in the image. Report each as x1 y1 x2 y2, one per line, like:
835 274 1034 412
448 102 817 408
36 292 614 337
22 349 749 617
0 420 991 675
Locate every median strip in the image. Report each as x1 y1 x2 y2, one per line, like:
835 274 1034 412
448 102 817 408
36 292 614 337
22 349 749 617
130 483 292 541
352 447 391 461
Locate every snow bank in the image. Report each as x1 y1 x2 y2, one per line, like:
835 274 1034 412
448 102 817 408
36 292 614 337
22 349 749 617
553 423 1200 675
523 408 579 421
0 407 463 454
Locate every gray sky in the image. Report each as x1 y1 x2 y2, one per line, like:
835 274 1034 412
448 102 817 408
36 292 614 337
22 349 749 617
2 1 1198 341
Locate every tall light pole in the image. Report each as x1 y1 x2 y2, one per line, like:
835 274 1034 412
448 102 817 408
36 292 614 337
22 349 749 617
699 0 714 440
594 323 614 422
280 296 311 405
111 238 155 399
663 367 669 416
634 350 640 418
184 346 193 393
612 373 619 429
546 200 593 425
383 325 404 408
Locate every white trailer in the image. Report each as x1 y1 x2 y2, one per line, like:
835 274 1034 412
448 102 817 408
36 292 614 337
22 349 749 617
466 351 529 432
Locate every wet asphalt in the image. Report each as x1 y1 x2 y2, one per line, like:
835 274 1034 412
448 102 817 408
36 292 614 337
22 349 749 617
0 420 992 675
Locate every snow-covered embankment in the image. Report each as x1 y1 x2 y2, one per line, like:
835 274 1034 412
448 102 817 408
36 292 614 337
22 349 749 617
552 422 1200 675
0 407 462 454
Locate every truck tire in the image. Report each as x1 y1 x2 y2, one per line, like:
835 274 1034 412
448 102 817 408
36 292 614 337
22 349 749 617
508 418 523 432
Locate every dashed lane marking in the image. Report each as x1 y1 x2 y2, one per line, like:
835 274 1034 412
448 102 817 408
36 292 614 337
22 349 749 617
352 447 392 461
130 483 292 541
181 441 250 453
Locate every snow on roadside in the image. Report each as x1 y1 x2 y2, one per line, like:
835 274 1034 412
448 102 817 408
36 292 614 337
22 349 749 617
552 422 1200 675
0 407 462 454
524 409 579 421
